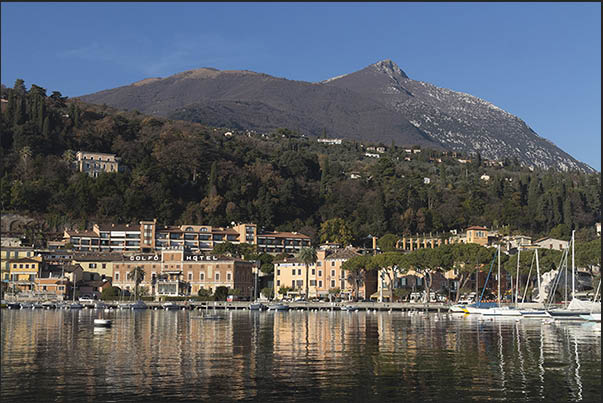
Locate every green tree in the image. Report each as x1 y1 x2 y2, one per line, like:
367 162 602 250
319 218 353 246
377 233 399 252
451 243 494 302
101 286 121 300
127 265 145 301
214 285 229 301
342 255 371 301
261 286 274 300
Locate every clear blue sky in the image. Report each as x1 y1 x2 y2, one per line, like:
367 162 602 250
2 2 600 171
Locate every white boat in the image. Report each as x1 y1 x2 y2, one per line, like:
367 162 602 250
579 280 601 322
545 232 599 320
464 302 498 314
482 306 522 317
163 302 180 310
449 303 469 313
93 301 108 310
93 318 112 327
19 302 33 309
69 302 84 309
268 303 290 311
519 309 548 318
130 300 148 310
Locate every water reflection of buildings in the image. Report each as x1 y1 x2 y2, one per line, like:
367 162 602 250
1 311 600 401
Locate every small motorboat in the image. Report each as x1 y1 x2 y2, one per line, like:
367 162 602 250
20 302 33 309
163 302 181 311
94 301 108 310
130 300 148 310
340 305 358 312
93 318 112 327
268 303 290 311
69 302 84 309
7 302 21 309
249 302 267 311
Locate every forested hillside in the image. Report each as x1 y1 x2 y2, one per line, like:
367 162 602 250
1 80 600 244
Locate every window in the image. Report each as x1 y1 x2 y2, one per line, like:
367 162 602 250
311 268 315 275
310 280 316 286
277 280 280 286
227 272 232 281
331 280 335 288
318 270 322 277
331 261 335 267
199 272 205 281
215 273 220 281
188 273 192 281
298 269 302 275
102 264 106 269
115 273 120 281
318 280 323 288
277 269 280 276
331 270 335 277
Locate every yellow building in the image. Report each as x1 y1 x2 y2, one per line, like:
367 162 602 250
72 252 120 280
465 226 489 246
1 246 36 275
5 256 43 292
273 246 375 301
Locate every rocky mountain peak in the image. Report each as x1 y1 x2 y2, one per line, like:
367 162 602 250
370 59 408 79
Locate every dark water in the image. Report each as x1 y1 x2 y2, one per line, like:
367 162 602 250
1 309 601 402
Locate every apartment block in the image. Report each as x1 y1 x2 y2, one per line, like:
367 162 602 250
64 220 311 255
273 246 376 300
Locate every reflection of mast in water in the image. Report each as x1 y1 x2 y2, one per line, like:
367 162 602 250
538 323 545 400
571 330 583 401
514 320 527 390
497 320 506 393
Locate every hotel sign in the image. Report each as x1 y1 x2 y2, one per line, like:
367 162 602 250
129 254 160 261
127 254 219 262
185 255 219 261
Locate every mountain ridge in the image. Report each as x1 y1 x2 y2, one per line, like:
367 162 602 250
77 60 595 173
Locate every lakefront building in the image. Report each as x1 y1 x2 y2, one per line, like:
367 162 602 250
64 220 311 255
273 246 377 301
111 249 254 298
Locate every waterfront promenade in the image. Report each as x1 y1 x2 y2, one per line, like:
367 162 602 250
1 298 545 312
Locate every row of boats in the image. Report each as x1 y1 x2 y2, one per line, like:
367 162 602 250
449 232 600 322
449 301 600 321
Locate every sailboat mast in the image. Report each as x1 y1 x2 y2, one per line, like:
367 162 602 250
571 230 575 300
515 245 521 306
535 249 541 302
497 244 501 306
